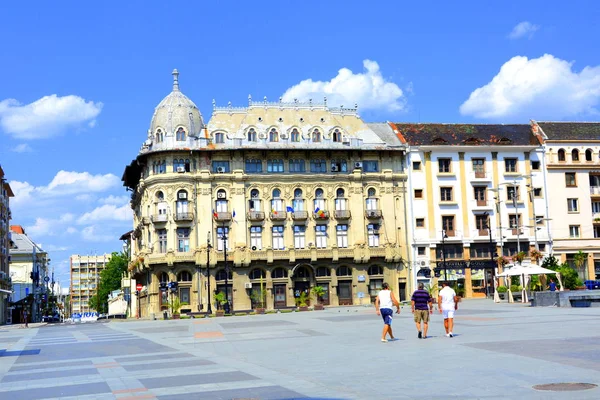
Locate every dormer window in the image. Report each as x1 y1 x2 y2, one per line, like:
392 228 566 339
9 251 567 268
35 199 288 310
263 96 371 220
156 129 164 143
463 137 480 145
497 137 512 144
269 128 279 142
291 128 300 142
333 129 342 142
247 128 257 142
432 137 447 145
312 129 322 142
176 127 186 141
215 132 225 143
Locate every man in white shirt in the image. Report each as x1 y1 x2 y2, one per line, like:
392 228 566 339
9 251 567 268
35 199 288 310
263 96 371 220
375 282 400 342
437 281 458 338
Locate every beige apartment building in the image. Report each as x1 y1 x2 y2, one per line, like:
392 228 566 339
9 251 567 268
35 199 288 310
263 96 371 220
0 166 14 324
535 122 600 280
69 254 111 314
122 70 410 316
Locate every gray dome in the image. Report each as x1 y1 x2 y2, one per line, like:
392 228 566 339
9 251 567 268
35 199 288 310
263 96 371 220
149 69 204 139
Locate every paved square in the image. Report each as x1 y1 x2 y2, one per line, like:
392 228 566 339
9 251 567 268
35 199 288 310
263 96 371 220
1 300 600 399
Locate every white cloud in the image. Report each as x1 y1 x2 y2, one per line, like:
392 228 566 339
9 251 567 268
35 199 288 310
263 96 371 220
0 94 102 139
77 204 132 224
99 195 129 205
12 143 33 153
26 214 74 236
81 226 115 242
44 244 70 252
282 59 406 111
508 21 540 40
10 171 120 207
459 54 600 120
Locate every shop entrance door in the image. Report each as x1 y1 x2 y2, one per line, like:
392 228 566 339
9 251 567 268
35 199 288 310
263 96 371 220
274 284 287 308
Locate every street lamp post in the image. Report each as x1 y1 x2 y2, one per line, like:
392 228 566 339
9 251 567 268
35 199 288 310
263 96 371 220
441 230 448 281
206 232 212 315
221 223 232 314
483 211 495 298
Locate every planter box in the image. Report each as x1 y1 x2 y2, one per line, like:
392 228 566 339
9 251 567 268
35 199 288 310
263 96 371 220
314 304 324 311
215 310 225 317
254 308 266 315
172 314 181 319
298 306 309 312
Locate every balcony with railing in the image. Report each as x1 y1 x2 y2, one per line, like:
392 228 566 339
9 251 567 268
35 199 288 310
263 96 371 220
215 212 232 222
174 212 194 222
591 186 600 196
470 199 493 210
593 212 600 223
247 211 265 221
270 211 286 221
469 171 492 182
335 210 351 219
291 211 308 220
365 209 382 219
313 210 330 220
151 214 168 223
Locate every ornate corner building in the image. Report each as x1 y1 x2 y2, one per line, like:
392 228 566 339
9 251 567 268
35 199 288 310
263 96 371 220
122 70 410 316
0 165 14 324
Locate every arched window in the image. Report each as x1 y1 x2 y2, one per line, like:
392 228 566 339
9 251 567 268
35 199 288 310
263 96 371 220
272 268 288 279
156 129 164 143
176 127 186 141
295 266 311 278
177 271 192 282
312 129 321 142
273 189 281 198
558 149 566 161
217 189 227 199
156 191 164 201
247 128 257 142
316 266 331 277
333 129 342 142
572 149 579 161
251 189 259 199
269 128 279 142
586 149 593 161
294 188 303 198
215 132 224 143
177 190 188 200
291 128 300 142
215 269 232 281
368 188 376 197
315 188 324 198
336 266 352 276
249 268 266 280
159 272 169 283
368 265 383 275
336 188 345 198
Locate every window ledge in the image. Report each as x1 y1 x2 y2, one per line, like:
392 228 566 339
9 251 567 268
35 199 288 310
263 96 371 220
439 201 459 206
436 173 456 177
504 172 521 176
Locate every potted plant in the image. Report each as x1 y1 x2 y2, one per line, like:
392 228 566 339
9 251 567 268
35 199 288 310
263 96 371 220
497 285 508 300
311 286 326 310
250 289 266 314
514 251 526 264
295 291 309 311
425 283 439 304
213 292 227 317
530 249 543 264
167 296 188 319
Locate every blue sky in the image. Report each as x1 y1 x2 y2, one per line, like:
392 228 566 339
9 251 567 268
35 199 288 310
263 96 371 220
1 0 599 286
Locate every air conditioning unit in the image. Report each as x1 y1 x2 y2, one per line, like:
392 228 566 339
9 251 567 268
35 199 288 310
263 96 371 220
369 211 377 217
178 192 187 199
354 161 363 169
216 167 225 173
244 282 252 289
420 260 426 266
217 192 226 199
331 165 339 172
176 166 185 173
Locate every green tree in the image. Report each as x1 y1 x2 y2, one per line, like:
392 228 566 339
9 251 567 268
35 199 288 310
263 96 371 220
88 252 128 314
573 251 587 280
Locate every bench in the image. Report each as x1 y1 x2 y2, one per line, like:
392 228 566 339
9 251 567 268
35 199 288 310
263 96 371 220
569 295 600 308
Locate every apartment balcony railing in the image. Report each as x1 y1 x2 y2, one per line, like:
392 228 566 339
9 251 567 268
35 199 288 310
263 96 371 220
335 210 351 219
174 212 194 222
478 228 490 236
593 213 600 223
151 214 168 223
215 212 232 222
313 210 330 220
291 211 308 220
365 209 382 219
270 211 286 221
141 216 151 225
591 187 600 196
247 211 265 221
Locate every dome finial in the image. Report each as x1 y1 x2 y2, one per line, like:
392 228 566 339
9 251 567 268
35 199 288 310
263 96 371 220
172 69 180 91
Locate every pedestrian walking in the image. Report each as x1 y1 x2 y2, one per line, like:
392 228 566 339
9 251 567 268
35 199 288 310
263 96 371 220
438 281 458 338
375 282 400 342
22 309 28 328
411 283 433 339
549 279 557 292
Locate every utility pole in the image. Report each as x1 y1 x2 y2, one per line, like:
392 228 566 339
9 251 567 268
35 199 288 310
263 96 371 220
206 232 212 315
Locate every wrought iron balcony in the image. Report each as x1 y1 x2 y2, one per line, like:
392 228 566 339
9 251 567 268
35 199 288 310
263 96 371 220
313 210 330 220
270 211 286 221
174 212 194 222
215 212 232 222
151 214 168 223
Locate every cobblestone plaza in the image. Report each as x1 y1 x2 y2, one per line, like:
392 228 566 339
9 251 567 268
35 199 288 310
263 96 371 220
1 300 600 399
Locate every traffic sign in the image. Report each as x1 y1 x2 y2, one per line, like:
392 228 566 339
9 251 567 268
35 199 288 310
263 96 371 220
136 283 143 291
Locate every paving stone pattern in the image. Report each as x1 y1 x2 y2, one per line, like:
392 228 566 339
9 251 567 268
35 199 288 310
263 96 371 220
1 300 600 399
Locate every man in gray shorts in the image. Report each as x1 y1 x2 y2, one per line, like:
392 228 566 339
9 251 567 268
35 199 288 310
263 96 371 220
411 283 433 339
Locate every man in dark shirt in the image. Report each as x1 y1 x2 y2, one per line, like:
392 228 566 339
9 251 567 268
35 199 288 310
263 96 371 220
411 283 433 339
